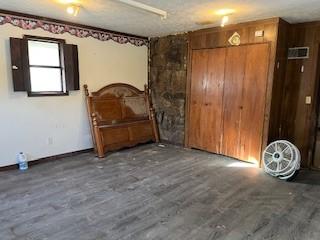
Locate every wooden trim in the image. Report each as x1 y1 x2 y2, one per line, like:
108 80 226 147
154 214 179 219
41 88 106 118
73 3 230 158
21 38 31 92
24 34 66 44
92 83 144 97
190 41 273 50
23 35 74 96
28 65 62 69
259 43 272 167
0 148 93 172
97 119 152 129
184 36 192 147
309 166 320 172
189 18 280 36
0 8 147 40
310 44 320 168
27 91 69 97
293 21 320 28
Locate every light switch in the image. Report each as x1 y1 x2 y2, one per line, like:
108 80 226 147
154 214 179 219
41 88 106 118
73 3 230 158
306 96 312 105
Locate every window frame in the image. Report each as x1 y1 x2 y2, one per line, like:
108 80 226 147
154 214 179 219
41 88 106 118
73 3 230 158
23 35 69 97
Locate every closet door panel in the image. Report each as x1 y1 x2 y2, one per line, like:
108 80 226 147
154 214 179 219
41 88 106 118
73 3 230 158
188 50 208 149
221 46 247 159
240 43 270 163
202 48 226 153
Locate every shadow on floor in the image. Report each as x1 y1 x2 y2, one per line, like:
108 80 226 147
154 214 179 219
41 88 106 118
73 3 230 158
292 169 320 185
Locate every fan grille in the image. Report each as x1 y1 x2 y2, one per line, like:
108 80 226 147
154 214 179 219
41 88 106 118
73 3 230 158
263 140 300 180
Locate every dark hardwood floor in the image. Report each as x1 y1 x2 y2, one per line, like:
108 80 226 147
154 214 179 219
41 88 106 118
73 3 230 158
1 144 320 240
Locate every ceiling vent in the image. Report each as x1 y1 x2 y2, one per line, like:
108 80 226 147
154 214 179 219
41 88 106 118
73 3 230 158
288 47 309 59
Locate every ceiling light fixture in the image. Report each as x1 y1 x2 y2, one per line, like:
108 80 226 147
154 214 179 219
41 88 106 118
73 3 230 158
216 8 235 16
221 15 229 27
58 0 79 3
66 4 80 16
116 0 167 19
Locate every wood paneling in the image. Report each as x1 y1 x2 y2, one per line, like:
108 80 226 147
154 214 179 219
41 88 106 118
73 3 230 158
183 17 320 169
186 18 281 166
189 18 279 50
281 22 320 168
268 19 290 142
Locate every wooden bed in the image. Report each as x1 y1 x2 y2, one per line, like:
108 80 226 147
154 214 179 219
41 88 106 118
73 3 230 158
84 83 159 158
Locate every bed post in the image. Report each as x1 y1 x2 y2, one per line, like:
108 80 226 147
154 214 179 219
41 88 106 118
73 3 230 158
145 84 160 142
92 113 105 158
84 84 97 154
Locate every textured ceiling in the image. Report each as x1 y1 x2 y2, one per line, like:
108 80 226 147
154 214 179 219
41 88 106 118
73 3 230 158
0 0 320 37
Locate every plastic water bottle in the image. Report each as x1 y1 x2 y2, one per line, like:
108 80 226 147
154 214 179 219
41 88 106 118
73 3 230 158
17 152 28 171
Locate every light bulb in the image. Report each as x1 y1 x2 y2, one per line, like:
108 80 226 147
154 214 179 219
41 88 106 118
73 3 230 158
66 5 80 16
216 9 235 16
221 15 229 27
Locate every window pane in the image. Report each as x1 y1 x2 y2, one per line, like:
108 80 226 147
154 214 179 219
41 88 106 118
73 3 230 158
28 40 61 67
30 67 63 92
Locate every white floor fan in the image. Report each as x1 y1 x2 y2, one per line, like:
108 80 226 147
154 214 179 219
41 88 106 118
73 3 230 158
263 140 301 181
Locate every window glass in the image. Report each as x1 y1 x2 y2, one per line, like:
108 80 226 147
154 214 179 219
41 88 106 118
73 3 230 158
28 40 60 67
30 67 62 92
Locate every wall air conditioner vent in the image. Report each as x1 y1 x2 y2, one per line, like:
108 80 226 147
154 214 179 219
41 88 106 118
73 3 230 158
288 47 309 59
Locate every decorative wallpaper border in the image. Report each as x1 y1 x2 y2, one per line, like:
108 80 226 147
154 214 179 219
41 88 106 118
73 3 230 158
0 13 148 47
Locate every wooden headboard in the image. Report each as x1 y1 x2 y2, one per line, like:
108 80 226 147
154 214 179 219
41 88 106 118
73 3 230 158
84 83 159 157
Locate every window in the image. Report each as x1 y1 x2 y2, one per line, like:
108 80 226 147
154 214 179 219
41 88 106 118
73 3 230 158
27 37 66 95
10 35 79 96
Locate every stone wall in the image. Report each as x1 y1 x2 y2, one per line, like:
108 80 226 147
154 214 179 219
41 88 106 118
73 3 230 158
150 34 188 145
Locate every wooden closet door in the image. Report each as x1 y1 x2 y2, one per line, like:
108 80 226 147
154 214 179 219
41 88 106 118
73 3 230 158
239 43 270 163
202 48 226 153
221 46 247 159
188 49 208 149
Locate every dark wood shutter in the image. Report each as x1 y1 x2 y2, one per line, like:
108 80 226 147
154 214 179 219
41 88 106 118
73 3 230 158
63 44 80 91
10 38 29 91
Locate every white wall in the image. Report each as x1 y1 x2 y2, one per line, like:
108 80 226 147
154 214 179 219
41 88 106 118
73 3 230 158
0 24 148 167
